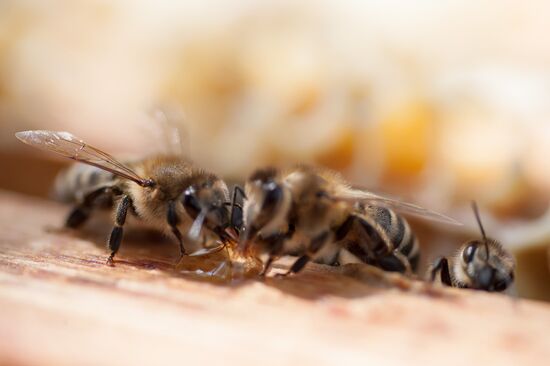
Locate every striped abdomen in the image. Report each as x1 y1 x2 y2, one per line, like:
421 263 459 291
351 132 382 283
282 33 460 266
365 205 420 271
53 163 116 204
336 205 420 273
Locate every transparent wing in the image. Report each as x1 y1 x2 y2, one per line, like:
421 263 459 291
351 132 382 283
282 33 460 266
15 130 151 187
336 188 462 226
147 106 186 156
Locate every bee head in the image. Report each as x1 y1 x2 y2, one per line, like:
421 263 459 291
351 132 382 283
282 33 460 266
460 202 515 292
461 240 514 292
182 177 230 239
241 168 285 244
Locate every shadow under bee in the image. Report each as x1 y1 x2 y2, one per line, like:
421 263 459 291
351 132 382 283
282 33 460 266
232 256 459 301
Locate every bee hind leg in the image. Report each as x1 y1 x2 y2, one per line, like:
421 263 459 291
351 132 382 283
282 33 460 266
65 186 114 228
66 207 90 229
282 255 311 276
107 195 131 265
260 256 276 277
393 251 413 275
373 253 408 274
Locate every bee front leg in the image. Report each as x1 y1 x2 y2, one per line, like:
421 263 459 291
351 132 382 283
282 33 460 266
107 195 131 265
429 257 452 286
259 234 286 277
167 201 187 261
229 185 246 233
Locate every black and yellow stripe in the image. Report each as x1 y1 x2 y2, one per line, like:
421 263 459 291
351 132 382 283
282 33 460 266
365 205 420 272
53 163 116 203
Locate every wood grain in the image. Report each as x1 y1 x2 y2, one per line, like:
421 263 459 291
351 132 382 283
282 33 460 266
1 190 550 366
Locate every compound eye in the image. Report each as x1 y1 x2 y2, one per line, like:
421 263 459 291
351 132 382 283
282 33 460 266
183 186 201 218
462 243 477 263
262 182 282 211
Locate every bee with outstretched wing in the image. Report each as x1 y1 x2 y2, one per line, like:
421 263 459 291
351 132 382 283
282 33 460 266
16 129 240 264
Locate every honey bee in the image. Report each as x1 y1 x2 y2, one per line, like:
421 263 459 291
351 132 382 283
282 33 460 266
238 165 460 276
16 130 240 264
428 202 515 292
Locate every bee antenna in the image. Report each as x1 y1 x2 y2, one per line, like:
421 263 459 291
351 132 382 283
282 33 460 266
471 201 490 260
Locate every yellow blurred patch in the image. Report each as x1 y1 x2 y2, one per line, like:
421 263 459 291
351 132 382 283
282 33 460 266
380 102 433 181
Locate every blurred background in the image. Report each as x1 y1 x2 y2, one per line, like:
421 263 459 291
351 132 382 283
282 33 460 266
1 0 549 300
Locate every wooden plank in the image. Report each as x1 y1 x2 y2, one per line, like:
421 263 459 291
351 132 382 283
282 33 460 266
1 190 550 366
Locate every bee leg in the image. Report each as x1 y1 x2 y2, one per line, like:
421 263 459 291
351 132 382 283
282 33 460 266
429 257 452 286
282 231 330 276
65 186 114 228
66 207 90 229
167 201 187 260
260 257 276 277
172 228 186 260
335 215 355 241
393 251 413 275
107 195 131 265
229 185 246 232
373 252 412 274
258 234 286 277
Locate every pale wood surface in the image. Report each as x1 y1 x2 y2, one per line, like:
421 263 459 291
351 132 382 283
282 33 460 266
1 190 550 366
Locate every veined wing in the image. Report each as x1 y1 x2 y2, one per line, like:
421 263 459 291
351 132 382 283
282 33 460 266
15 130 153 187
336 187 462 226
